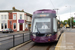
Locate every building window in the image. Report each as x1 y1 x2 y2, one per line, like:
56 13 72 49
13 23 16 29
20 14 22 19
1 23 3 29
5 23 7 29
1 15 3 19
13 14 16 20
5 15 7 19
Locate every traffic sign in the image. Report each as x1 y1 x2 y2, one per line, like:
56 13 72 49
74 20 75 22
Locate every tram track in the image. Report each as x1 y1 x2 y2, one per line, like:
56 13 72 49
28 43 35 50
17 41 57 50
46 46 51 50
29 41 57 50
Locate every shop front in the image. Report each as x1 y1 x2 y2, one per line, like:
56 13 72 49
18 20 24 31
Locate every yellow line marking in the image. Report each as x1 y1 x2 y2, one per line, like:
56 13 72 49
55 32 65 50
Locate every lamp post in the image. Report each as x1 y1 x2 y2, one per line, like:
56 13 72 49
70 6 72 28
66 6 72 28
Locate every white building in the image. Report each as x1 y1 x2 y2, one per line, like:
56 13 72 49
0 7 32 31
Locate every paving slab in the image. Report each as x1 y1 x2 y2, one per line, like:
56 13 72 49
55 31 75 50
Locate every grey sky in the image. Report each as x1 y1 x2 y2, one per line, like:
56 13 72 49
0 0 75 21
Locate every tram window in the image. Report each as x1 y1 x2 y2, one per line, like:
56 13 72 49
41 23 48 29
33 18 51 32
53 18 57 32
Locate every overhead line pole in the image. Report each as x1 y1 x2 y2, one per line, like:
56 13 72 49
65 6 72 28
70 6 72 28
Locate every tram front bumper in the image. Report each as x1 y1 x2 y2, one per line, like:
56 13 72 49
31 35 56 43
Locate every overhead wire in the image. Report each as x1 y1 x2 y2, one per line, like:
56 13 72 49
49 0 59 20
49 0 55 9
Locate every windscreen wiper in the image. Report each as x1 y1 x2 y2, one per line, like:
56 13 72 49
35 26 40 34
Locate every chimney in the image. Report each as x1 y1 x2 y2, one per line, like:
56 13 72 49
22 9 24 11
12 7 15 10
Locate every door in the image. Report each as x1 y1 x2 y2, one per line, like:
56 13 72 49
19 23 23 31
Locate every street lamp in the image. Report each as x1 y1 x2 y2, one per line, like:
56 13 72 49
65 6 72 28
69 6 72 28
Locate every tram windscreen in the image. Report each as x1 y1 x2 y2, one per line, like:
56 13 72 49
33 18 51 33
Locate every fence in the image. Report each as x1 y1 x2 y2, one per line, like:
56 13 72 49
0 33 30 50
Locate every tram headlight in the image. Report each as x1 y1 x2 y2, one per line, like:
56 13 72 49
33 34 36 37
47 34 52 36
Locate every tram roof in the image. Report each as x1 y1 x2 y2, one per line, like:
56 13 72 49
33 9 56 14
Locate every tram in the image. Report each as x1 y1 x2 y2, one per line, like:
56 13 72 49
30 9 58 43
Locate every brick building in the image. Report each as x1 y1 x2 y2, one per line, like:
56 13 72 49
0 7 32 31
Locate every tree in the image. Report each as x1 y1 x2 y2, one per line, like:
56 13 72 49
61 21 65 25
57 19 60 28
68 17 73 27
64 20 68 25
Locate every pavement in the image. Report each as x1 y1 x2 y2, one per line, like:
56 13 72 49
55 29 75 50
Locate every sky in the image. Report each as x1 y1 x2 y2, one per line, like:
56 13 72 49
0 0 75 21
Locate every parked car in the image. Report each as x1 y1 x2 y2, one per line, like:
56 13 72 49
2 28 14 33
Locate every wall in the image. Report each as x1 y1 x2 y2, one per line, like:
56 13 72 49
8 13 17 31
12 12 26 31
0 12 31 32
0 12 8 31
27 16 32 21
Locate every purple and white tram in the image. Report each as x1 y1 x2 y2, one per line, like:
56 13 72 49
30 9 58 43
